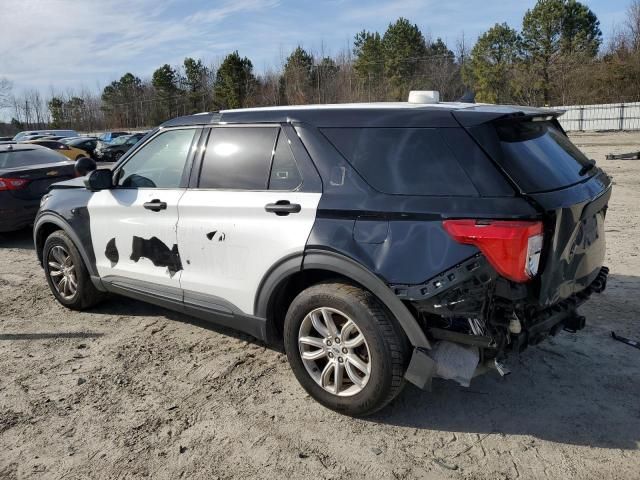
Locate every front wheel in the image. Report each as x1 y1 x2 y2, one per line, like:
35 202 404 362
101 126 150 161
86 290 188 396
284 282 409 416
43 230 105 310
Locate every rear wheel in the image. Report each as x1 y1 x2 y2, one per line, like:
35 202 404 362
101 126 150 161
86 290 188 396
284 282 409 416
43 230 104 309
113 152 123 161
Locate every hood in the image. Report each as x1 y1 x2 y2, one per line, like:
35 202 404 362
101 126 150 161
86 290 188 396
48 177 87 190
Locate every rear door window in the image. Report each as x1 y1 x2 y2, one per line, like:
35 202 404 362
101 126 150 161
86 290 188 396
199 127 278 190
321 127 478 196
478 120 595 193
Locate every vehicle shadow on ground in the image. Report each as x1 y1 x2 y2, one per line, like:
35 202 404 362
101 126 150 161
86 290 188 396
0 228 35 251
82 273 640 450
372 273 640 450
89 295 266 347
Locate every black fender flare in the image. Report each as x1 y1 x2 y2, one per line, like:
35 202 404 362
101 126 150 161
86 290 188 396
33 212 99 279
254 252 306 343
255 249 431 349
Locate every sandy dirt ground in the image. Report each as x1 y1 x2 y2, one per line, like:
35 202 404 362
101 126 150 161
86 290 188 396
1 132 639 480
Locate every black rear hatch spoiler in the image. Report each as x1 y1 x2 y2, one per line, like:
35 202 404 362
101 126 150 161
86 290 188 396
453 106 565 127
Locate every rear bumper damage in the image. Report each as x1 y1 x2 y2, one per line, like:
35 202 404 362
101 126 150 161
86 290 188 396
402 264 609 390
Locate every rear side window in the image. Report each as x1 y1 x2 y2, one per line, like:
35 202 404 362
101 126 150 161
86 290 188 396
199 127 278 190
0 148 66 168
321 128 478 196
485 120 594 193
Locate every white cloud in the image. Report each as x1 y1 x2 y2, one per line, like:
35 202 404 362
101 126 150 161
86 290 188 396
0 0 280 91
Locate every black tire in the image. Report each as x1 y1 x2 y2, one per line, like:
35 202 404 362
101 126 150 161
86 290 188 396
113 151 123 161
43 230 104 310
284 282 409 416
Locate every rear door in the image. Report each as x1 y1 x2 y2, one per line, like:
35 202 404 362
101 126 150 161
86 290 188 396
88 127 200 292
176 125 321 316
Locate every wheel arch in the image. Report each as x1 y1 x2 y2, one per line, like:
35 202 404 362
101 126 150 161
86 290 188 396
255 249 431 349
34 213 98 278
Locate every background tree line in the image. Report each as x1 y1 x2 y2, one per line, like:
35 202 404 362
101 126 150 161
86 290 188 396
2 0 640 135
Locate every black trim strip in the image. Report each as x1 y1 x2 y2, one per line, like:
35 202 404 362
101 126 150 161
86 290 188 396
101 276 267 341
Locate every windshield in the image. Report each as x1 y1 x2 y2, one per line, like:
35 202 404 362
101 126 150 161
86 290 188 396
110 135 132 146
0 148 66 168
13 132 33 141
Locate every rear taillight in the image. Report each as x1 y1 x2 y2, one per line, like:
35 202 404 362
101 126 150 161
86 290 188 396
0 177 30 191
443 220 544 283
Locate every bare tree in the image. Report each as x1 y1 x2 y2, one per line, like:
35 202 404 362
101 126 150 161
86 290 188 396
0 77 12 110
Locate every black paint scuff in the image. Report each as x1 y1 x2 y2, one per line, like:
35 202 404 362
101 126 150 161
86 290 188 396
206 231 226 242
105 238 119 266
130 236 183 276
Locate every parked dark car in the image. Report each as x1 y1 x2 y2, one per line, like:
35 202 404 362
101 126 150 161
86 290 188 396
96 133 146 161
60 137 99 159
1 144 75 232
24 140 91 161
40 136 68 141
34 94 610 416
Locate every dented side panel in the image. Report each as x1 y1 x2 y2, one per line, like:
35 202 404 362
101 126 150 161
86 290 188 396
87 188 186 288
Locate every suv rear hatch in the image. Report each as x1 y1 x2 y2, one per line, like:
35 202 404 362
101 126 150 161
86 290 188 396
455 111 611 306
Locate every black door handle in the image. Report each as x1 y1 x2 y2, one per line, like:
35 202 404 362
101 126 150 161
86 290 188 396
143 199 167 212
265 200 301 216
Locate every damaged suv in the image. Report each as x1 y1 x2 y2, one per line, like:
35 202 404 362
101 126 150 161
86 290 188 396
34 93 610 416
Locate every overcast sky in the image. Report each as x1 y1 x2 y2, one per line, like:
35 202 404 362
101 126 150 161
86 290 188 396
0 0 631 95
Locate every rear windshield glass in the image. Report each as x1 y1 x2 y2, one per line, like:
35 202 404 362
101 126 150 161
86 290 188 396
321 127 477 196
0 148 66 168
492 120 594 193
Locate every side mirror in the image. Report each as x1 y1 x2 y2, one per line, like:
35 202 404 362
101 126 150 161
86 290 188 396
84 168 113 191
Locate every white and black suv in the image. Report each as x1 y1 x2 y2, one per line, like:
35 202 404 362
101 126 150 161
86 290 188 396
35 97 610 416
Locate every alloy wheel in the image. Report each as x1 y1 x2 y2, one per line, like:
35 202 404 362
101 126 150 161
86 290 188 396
298 307 371 397
47 246 77 300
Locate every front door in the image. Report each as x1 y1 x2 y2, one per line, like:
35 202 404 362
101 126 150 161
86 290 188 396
177 125 321 315
88 127 200 291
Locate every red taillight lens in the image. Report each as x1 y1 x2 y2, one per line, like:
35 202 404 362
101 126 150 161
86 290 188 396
0 177 30 191
443 219 544 283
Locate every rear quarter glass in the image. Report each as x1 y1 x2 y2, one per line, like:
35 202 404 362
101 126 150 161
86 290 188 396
468 120 595 194
320 127 478 196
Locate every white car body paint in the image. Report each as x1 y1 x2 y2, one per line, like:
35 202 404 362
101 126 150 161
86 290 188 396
88 188 186 288
176 190 321 315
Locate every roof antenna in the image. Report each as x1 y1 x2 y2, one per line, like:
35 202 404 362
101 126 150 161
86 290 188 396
457 90 476 103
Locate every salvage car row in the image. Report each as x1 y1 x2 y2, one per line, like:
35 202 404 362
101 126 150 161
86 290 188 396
0 129 148 162
0 129 147 232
